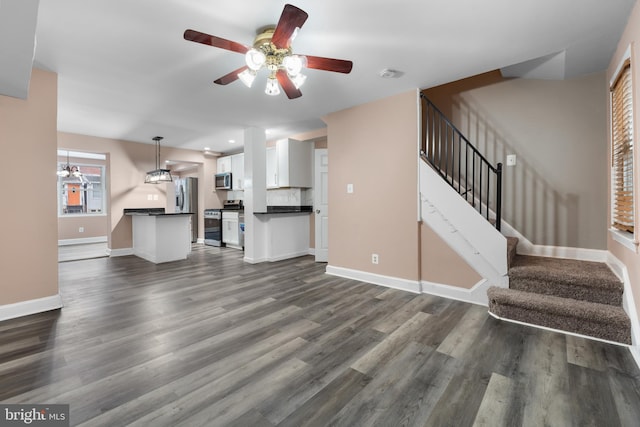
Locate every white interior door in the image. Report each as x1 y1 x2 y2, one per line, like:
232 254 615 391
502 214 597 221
314 149 329 262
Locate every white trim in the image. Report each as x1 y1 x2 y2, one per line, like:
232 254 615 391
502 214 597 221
421 279 490 306
488 310 630 348
0 295 63 322
500 219 608 262
326 265 421 294
265 250 310 262
419 162 507 280
607 254 640 349
417 88 423 223
58 236 108 246
518 244 608 262
57 149 106 160
243 250 311 264
107 247 134 257
609 44 632 87
609 228 639 253
630 347 640 371
196 238 205 244
243 256 266 264
308 248 316 256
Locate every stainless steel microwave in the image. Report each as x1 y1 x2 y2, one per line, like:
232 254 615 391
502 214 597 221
215 172 232 190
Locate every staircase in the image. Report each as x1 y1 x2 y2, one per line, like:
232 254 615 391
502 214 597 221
419 92 632 345
488 250 630 344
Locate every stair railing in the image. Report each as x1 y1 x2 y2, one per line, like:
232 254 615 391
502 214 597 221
420 93 502 231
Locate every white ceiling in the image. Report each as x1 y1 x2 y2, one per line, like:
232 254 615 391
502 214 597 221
20 0 638 153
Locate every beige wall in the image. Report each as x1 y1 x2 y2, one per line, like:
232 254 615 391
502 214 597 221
58 132 221 250
420 223 482 288
0 69 58 305
325 91 420 280
325 90 480 285
424 71 608 249
59 216 108 240
607 0 640 322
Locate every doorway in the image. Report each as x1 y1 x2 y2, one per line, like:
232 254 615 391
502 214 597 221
314 149 329 262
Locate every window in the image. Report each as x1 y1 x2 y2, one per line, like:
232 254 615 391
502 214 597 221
57 151 106 216
611 59 634 235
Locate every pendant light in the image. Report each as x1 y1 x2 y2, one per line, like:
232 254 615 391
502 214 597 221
57 150 82 178
144 136 173 184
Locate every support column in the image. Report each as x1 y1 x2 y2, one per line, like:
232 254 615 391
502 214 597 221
243 127 267 263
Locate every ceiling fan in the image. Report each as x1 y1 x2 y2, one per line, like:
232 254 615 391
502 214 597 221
183 4 353 99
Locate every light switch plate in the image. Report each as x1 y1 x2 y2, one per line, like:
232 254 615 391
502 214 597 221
347 184 354 194
506 154 517 166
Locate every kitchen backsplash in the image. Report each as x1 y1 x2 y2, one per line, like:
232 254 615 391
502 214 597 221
266 188 313 206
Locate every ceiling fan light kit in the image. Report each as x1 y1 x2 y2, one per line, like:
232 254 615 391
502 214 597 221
183 4 353 99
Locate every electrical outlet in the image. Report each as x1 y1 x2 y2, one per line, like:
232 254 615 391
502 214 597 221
506 154 517 166
79 227 84 233
372 253 379 264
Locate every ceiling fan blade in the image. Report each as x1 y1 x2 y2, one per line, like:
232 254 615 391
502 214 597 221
304 55 353 74
214 66 248 85
271 4 309 49
276 69 302 99
184 29 249 54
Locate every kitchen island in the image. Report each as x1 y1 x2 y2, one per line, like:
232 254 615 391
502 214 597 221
124 209 192 263
252 206 312 262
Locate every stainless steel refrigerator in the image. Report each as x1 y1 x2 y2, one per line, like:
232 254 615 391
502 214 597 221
175 177 198 243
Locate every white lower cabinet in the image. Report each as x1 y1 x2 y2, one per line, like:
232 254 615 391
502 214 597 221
222 211 242 249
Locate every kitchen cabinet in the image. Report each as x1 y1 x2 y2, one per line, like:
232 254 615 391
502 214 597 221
222 210 243 249
217 156 232 173
231 153 244 190
266 147 278 188
266 139 312 188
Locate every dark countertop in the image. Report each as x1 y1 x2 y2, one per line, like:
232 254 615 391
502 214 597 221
124 208 165 214
254 205 313 215
124 208 193 216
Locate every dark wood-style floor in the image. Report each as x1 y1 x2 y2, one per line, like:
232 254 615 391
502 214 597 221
2 246 640 426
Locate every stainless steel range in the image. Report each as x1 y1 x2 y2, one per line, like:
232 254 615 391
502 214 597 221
203 209 222 246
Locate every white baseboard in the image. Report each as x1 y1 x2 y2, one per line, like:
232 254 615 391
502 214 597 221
630 346 640 371
421 279 492 306
108 247 134 257
326 265 421 294
308 248 316 256
607 253 640 369
58 236 107 246
500 220 608 262
267 250 310 262
244 250 311 264
196 238 205 244
0 294 63 322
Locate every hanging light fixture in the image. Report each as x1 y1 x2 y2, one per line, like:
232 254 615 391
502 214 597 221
144 136 173 184
57 150 82 178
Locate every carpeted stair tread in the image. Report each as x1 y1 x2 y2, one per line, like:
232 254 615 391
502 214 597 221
509 255 623 306
487 286 631 344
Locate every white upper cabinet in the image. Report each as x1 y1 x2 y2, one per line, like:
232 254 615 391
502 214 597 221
231 153 244 190
266 139 312 188
216 156 232 174
266 147 278 188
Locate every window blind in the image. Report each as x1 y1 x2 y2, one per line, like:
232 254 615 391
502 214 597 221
611 61 634 233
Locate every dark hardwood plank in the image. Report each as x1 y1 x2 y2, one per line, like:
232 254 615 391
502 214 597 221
0 246 638 426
